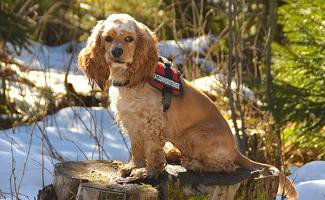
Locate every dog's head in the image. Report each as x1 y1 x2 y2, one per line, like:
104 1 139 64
78 14 159 90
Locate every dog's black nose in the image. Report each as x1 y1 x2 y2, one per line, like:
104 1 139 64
112 47 123 58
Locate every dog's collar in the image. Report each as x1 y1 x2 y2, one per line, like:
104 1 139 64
111 80 130 87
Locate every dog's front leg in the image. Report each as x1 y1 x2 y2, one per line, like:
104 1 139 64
119 135 146 177
130 129 166 179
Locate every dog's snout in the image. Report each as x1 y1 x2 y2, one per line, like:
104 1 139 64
112 47 123 58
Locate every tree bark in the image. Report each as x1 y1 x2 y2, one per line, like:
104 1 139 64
227 0 244 153
264 0 282 169
264 0 277 109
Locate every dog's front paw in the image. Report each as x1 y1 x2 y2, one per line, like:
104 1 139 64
116 167 163 183
115 168 148 183
129 168 148 179
130 167 162 179
119 162 136 178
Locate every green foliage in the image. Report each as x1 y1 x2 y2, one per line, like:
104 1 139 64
0 12 29 47
1 0 89 46
77 0 172 40
272 0 325 151
0 1 31 50
188 196 208 200
33 0 84 45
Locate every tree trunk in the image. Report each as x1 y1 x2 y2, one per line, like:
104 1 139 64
227 0 245 153
264 0 277 109
38 160 279 200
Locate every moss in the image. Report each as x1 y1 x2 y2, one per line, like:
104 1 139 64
167 180 185 200
166 179 208 200
188 195 208 200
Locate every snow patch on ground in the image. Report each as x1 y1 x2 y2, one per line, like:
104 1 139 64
24 70 91 94
0 106 130 199
290 161 325 200
191 74 257 102
290 161 325 183
159 35 218 72
275 161 325 200
295 180 325 200
159 35 218 57
7 41 84 73
6 63 93 117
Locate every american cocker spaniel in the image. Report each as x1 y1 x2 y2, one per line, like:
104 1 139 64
78 14 297 200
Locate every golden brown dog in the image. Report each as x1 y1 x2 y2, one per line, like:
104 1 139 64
78 14 297 200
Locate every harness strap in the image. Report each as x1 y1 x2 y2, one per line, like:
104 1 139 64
162 93 171 111
162 60 173 111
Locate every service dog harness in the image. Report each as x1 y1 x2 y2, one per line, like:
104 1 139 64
111 57 184 111
150 57 184 111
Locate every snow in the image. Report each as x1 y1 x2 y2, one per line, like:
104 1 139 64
159 35 218 57
295 180 325 200
7 41 84 73
289 161 325 183
191 73 257 102
159 35 218 72
0 106 130 199
5 63 93 117
273 161 325 200
289 161 325 199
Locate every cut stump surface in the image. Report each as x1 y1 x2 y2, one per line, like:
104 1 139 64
37 160 279 200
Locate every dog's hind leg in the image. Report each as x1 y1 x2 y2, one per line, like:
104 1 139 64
174 118 238 173
182 155 237 173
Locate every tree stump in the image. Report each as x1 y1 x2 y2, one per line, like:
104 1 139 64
37 160 279 200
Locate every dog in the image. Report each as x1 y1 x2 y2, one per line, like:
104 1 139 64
78 13 297 200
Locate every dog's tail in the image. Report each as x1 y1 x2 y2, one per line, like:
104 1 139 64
235 152 298 200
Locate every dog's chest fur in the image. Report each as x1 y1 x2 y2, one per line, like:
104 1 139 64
109 84 167 136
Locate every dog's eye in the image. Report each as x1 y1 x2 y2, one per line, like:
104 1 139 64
125 36 134 42
105 36 113 42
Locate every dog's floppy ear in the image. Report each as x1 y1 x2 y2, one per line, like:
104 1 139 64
78 20 110 90
129 22 159 85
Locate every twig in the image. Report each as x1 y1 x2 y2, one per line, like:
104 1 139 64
17 124 36 194
64 138 89 160
35 123 64 161
9 139 18 200
30 158 53 175
0 191 31 200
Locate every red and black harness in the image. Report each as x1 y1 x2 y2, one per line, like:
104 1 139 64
111 57 184 111
150 57 183 111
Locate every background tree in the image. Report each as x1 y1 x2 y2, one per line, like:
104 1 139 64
271 0 325 163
